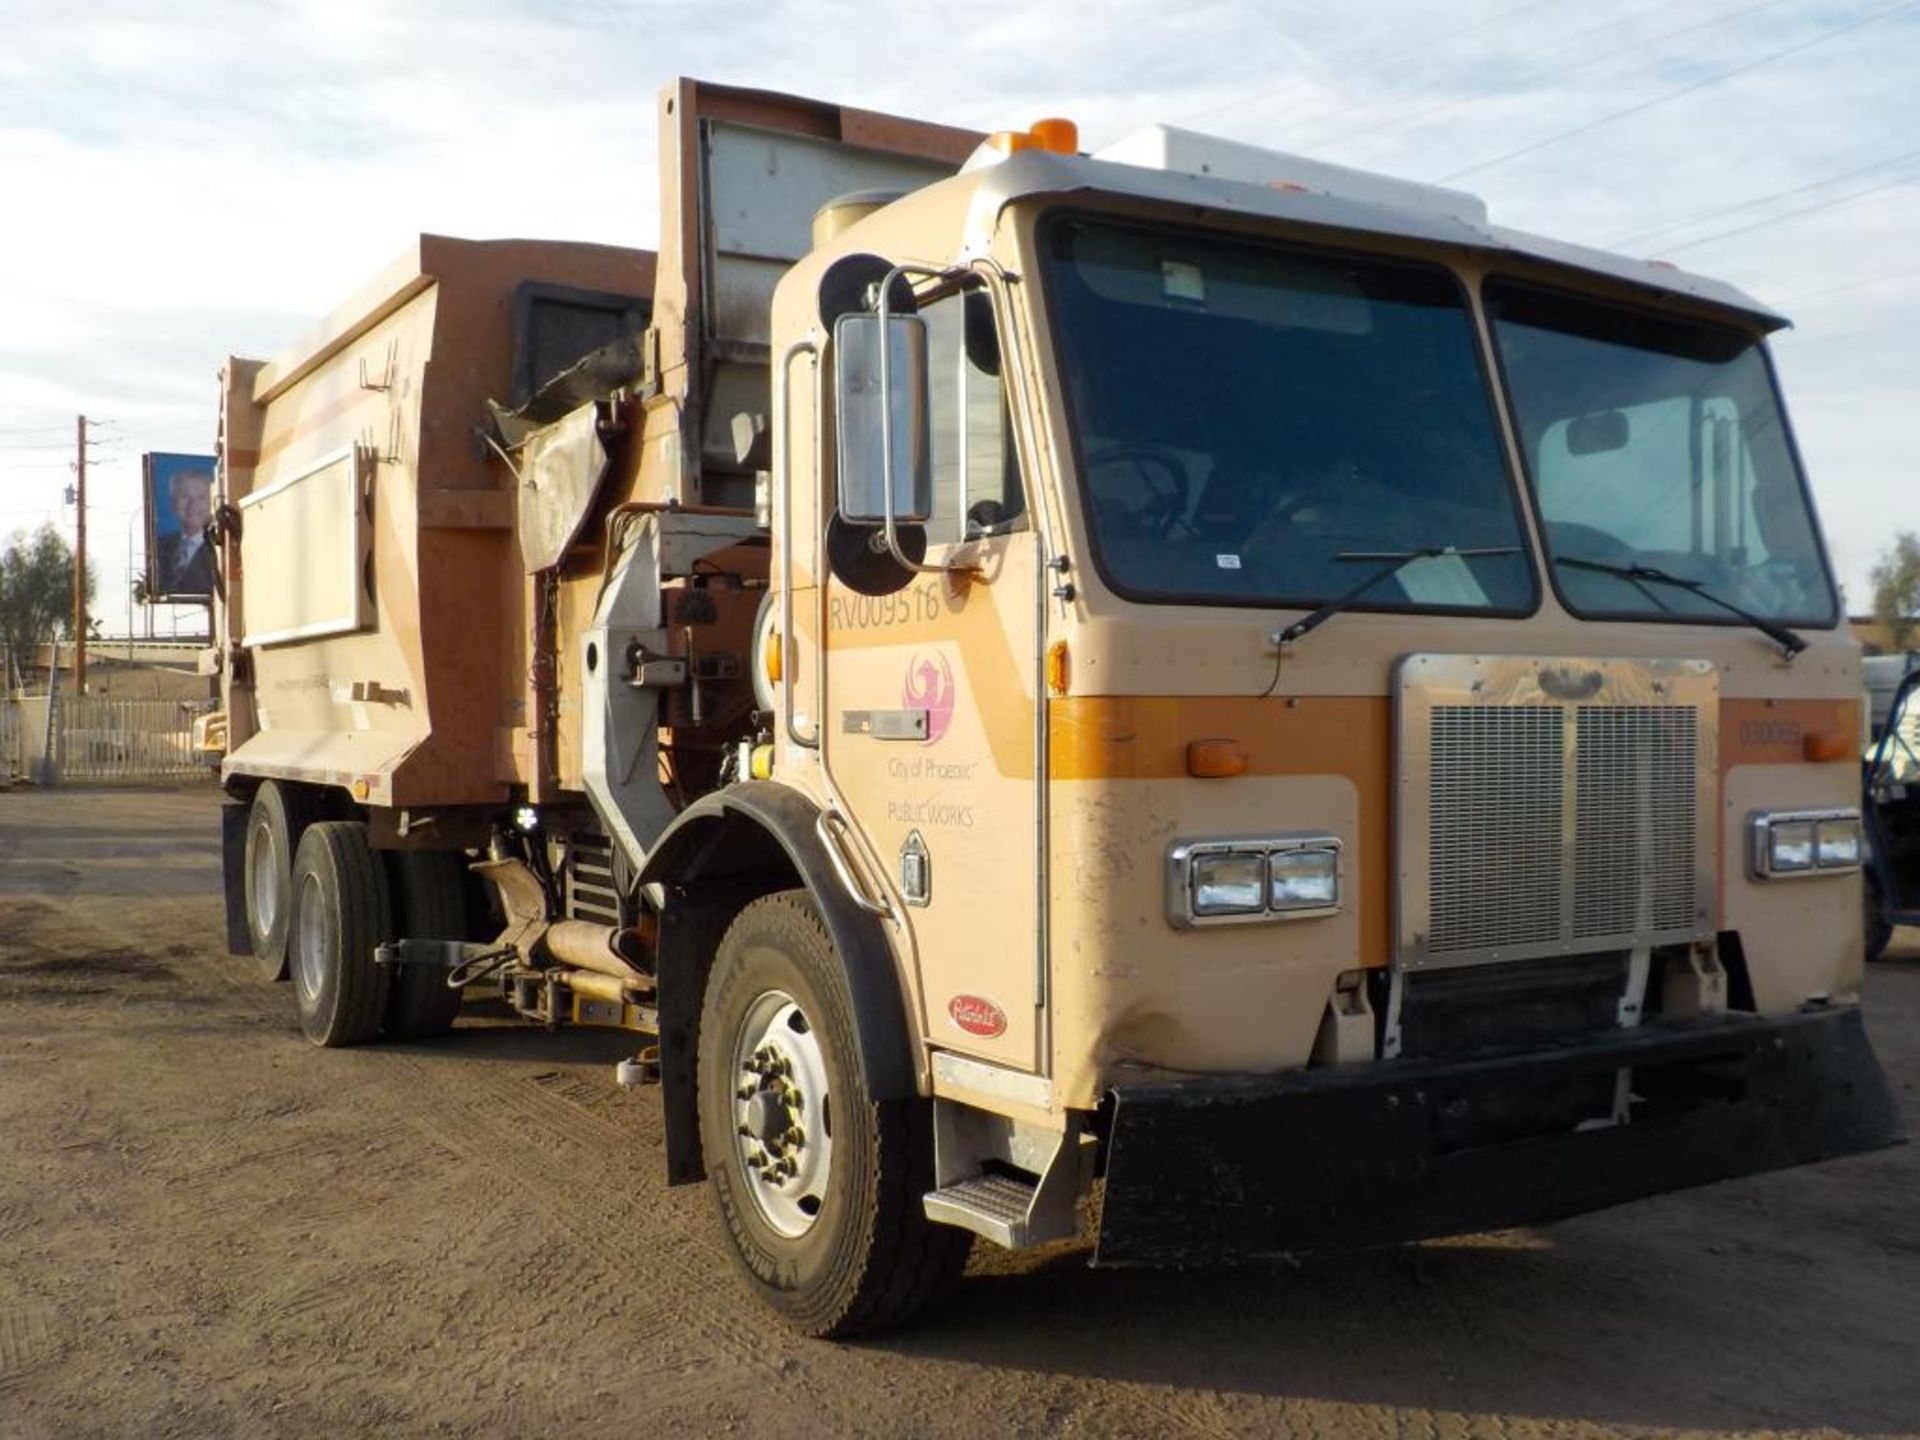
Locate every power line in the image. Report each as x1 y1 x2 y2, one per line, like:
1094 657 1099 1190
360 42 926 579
1655 172 1915 256
1773 264 1920 305
1772 318 1913 353
1177 0 1578 131
1310 0 1796 155
1607 149 1920 247
0 439 124 453
1437 1 1920 183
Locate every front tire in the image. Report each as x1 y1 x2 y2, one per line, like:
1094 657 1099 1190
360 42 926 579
243 781 316 982
696 891 969 1337
290 822 393 1047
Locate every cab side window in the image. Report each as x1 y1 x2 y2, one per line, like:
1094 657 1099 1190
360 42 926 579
918 289 1026 547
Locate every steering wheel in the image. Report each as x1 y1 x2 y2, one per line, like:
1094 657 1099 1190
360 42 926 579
1086 444 1190 539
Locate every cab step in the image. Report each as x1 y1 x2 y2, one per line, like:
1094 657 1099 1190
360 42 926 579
923 1173 1040 1248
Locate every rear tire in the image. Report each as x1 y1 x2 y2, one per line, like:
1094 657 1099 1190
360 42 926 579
290 822 392 1047
383 850 469 1040
243 781 317 982
696 890 969 1338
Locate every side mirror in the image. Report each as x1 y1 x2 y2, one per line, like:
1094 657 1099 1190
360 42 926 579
833 311 932 524
1566 409 1629 456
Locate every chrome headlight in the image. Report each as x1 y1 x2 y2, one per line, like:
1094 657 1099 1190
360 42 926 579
1169 836 1342 928
1815 815 1862 869
1269 846 1340 911
1749 809 1862 878
1190 851 1266 917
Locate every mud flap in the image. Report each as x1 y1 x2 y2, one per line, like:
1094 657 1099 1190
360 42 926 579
220 799 251 957
1095 1006 1902 1267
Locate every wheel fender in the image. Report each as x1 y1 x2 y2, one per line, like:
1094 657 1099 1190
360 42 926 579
640 781 920 1185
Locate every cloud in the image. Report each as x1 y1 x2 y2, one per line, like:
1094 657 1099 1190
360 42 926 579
1 0 1914 636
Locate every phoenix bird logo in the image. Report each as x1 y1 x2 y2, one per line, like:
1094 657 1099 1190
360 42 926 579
902 650 956 743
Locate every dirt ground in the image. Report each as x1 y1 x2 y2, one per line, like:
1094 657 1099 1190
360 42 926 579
1 786 1915 1440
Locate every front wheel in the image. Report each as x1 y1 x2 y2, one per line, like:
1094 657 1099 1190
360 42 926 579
696 891 969 1337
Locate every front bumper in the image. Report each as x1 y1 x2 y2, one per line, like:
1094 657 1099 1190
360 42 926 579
1096 1006 1902 1267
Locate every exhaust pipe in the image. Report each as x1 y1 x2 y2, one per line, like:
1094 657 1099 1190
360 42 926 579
542 919 649 980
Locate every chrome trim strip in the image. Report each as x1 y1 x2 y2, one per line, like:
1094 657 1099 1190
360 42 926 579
931 1050 1053 1111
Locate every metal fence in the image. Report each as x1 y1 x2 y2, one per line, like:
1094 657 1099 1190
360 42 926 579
0 698 19 783
3 696 214 784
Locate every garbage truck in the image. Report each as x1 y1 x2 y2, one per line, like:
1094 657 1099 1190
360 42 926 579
208 77 1903 1336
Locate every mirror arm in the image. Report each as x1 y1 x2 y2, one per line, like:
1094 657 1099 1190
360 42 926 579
876 260 970 578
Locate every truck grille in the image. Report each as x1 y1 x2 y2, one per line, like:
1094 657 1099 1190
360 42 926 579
1401 657 1716 970
1573 706 1698 938
1429 706 1564 954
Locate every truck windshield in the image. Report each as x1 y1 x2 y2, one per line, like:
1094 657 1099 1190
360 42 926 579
1486 279 1837 627
1041 216 1535 614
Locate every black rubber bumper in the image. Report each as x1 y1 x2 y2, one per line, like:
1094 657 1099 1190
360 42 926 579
1096 1006 1903 1267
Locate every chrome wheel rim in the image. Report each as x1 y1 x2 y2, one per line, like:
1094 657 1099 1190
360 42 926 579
730 987 833 1238
250 820 279 937
293 871 327 1004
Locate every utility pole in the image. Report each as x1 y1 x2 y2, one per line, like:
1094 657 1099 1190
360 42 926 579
73 413 88 692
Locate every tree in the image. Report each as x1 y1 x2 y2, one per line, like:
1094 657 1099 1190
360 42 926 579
0 525 96 661
1870 532 1920 652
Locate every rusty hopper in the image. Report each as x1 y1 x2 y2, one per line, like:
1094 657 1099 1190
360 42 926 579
217 236 655 808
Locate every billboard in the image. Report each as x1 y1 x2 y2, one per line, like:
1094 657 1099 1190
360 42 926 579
143 452 217 602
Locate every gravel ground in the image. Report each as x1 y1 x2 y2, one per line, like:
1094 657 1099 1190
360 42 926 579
1 784 1915 1439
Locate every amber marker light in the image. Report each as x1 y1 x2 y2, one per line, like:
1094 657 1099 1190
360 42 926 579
1046 640 1070 695
764 630 783 687
1803 729 1854 762
1186 738 1249 778
1029 117 1079 154
988 129 1038 155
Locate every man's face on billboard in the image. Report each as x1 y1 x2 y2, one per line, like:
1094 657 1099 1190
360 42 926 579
171 473 212 534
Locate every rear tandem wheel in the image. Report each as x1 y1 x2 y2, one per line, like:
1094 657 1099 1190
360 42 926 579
242 780 319 982
290 821 393 1048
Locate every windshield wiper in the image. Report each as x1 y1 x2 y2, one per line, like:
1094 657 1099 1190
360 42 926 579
1274 546 1521 647
1555 556 1807 659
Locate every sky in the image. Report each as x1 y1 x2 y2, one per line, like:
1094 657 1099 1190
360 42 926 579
1 0 1915 638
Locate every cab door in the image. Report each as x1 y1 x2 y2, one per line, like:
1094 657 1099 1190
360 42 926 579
820 286 1043 1072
